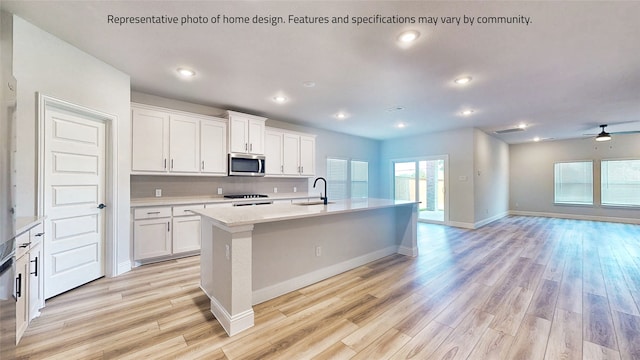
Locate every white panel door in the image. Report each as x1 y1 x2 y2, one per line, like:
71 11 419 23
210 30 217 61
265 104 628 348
282 133 300 175
200 120 227 174
44 108 105 299
169 115 200 173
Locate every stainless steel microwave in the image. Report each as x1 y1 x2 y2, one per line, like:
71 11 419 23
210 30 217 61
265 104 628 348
228 153 266 176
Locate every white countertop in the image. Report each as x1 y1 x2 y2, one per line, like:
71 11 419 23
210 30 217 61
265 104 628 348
191 198 418 227
130 193 318 207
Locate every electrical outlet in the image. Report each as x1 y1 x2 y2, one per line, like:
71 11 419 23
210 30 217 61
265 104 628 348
315 246 321 257
274 187 278 193
293 187 297 193
155 189 162 197
217 187 223 195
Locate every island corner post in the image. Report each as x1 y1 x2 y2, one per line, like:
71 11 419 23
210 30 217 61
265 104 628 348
195 200 418 336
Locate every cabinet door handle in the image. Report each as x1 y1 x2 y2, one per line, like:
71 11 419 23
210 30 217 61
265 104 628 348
16 273 22 298
301 166 303 173
164 159 167 169
167 222 170 232
250 143 253 152
171 159 174 169
35 232 44 237
19 242 31 248
31 256 38 276
147 211 160 215
245 143 248 151
281 165 283 173
202 160 205 170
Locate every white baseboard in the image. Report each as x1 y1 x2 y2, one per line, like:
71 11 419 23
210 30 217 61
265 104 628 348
252 246 398 304
474 211 509 228
209 295 254 336
509 210 640 225
446 221 475 229
116 260 132 276
397 245 418 257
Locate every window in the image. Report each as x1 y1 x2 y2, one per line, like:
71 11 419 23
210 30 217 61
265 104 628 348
326 158 348 200
601 159 640 207
326 158 369 199
554 161 593 205
351 160 369 199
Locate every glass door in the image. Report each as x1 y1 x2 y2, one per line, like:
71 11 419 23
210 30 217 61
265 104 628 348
394 156 447 223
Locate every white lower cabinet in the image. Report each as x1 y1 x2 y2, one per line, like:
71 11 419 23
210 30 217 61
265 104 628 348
28 241 44 321
172 216 201 254
133 217 172 260
133 204 204 262
15 251 29 344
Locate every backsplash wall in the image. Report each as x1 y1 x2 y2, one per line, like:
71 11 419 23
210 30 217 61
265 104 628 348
131 175 310 199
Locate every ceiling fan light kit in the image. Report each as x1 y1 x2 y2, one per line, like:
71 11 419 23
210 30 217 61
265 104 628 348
595 124 611 142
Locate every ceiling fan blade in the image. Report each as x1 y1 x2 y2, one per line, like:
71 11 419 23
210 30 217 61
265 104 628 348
610 130 640 134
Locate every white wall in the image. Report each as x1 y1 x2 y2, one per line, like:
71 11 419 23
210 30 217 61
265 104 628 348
474 129 510 226
380 127 476 226
13 15 131 272
510 134 640 222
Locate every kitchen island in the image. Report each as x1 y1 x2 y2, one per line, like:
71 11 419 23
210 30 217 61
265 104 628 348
192 198 418 336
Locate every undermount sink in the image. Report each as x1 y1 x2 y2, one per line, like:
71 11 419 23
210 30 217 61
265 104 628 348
294 201 335 206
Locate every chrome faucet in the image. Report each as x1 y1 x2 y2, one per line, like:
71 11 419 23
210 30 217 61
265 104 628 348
313 177 328 205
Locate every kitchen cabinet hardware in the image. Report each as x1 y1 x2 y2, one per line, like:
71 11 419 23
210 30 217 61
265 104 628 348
16 273 22 298
97 203 106 209
19 242 31 248
30 257 38 276
34 232 44 237
147 211 160 215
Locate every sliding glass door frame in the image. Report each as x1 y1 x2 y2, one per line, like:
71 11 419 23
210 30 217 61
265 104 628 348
391 155 449 224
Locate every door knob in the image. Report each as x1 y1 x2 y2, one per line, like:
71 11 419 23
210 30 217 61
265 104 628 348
97 203 106 209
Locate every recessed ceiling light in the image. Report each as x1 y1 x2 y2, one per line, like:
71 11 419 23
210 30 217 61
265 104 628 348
398 30 420 43
454 76 472 85
396 122 407 129
518 123 527 129
461 109 474 116
334 112 348 120
177 68 196 77
533 136 541 142
303 81 316 88
272 95 287 104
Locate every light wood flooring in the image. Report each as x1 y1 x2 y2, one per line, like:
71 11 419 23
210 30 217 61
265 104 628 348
15 216 640 359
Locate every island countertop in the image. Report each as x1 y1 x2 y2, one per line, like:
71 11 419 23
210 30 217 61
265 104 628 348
191 198 418 227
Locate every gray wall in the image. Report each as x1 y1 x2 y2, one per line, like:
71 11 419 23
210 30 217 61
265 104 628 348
380 127 477 226
510 134 640 222
12 15 132 272
474 129 510 225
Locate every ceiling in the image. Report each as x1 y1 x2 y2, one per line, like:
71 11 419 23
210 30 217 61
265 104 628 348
3 1 640 143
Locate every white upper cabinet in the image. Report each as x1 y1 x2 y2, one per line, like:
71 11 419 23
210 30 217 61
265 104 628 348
264 127 316 177
299 135 315 176
227 111 266 155
132 107 169 172
264 129 283 175
200 119 227 175
169 115 200 173
131 104 227 176
282 133 301 176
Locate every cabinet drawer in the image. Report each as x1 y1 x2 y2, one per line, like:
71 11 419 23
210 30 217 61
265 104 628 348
134 207 171 220
173 204 205 217
15 231 31 260
30 222 45 246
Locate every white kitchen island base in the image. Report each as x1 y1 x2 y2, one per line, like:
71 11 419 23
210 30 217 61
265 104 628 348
194 199 418 336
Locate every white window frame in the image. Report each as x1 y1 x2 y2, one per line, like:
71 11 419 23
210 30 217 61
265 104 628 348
553 160 594 206
325 157 369 200
601 158 640 208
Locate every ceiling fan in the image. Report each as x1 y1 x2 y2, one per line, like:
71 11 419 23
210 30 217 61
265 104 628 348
584 124 640 142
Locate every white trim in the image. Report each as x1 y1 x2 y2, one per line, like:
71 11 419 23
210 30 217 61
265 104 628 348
474 211 509 228
397 245 418 257
252 245 397 304
117 260 132 275
446 220 475 229
37 94 119 279
509 210 640 225
209 294 255 336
